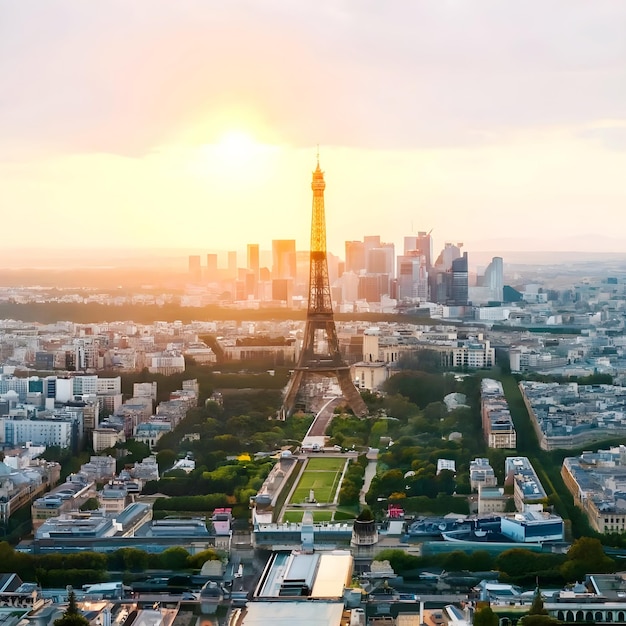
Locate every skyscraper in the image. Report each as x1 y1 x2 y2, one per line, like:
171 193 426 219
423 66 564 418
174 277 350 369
271 278 292 303
430 242 463 304
363 235 381 257
404 231 433 269
206 254 218 281
367 248 389 274
367 242 395 278
247 244 260 276
358 274 387 303
246 243 260 297
272 239 296 280
188 255 201 283
345 240 366 274
436 242 463 271
449 252 469 305
397 254 429 301
484 256 504 302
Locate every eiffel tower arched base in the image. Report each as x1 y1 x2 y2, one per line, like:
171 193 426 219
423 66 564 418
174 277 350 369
281 365 368 419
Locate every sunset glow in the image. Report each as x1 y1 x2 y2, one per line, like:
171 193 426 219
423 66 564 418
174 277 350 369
1 2 625 256
214 130 259 161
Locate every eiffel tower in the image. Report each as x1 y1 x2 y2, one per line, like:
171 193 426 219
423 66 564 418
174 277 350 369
281 158 368 418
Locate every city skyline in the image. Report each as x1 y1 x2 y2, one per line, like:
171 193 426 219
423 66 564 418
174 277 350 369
2 2 626 255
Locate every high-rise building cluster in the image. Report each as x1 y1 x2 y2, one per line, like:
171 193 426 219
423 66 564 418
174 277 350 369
189 240 319 305
188 233 504 313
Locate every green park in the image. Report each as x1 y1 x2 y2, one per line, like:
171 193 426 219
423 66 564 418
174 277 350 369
289 456 346 504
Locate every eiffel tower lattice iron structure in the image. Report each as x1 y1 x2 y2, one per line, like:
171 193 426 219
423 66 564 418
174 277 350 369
282 158 368 418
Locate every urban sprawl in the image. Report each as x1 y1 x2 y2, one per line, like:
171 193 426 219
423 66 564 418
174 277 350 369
2 243 626 626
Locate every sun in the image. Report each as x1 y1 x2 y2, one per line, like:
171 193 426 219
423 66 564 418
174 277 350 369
186 126 281 186
214 130 258 161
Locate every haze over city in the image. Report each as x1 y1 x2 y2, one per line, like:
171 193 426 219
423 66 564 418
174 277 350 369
2 1 626 261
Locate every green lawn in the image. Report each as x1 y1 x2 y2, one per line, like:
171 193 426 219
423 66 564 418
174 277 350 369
334 507 358 521
305 457 346 471
282 510 334 523
282 510 303 523
289 457 346 504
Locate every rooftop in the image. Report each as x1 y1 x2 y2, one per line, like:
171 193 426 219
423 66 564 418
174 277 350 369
256 551 352 600
240 601 345 626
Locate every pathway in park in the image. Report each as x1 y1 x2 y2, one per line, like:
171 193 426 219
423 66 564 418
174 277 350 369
360 448 379 506
302 396 342 447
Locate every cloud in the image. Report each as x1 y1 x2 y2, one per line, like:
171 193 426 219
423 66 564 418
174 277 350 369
578 125 626 151
1 0 626 156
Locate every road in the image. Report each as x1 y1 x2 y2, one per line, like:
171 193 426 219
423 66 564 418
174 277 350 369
303 396 342 440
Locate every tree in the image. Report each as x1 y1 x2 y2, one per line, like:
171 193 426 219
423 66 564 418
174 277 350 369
79 498 99 512
471 550 494 572
495 548 552 582
373 549 421 574
560 536 615 582
529 588 548 615
109 547 149 572
357 508 374 522
378 469 405 495
369 421 389 446
435 469 456 496
442 550 470 571
0 542 21 574
383 371 446 409
520 612 560 626
156 449 177 473
339 480 360 506
504 498 517 513
187 549 221 569
53 591 89 626
159 546 190 570
473 606 498 626
383 394 418 420
423 401 448 422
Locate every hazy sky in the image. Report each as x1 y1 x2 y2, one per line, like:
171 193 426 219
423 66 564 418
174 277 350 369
2 1 626 258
